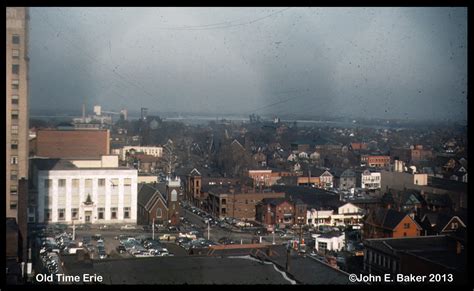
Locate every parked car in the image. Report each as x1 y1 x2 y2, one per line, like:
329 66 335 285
92 234 102 241
168 226 178 232
98 250 107 259
159 234 176 241
116 245 126 254
121 225 137 230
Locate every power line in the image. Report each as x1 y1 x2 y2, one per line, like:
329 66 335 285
158 8 292 31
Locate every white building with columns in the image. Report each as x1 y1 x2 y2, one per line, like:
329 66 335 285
32 156 138 224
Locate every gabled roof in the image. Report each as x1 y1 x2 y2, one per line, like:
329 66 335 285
137 183 167 211
367 208 419 230
189 168 201 177
340 169 356 178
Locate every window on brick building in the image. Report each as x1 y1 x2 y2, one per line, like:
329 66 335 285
12 64 19 74
12 49 19 58
12 95 19 105
12 35 20 44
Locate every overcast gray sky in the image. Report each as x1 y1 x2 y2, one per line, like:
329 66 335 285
28 7 467 121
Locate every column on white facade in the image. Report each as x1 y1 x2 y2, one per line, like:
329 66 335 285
118 177 124 220
51 179 58 222
38 177 45 222
79 178 85 221
131 175 138 221
66 178 72 221
92 177 98 222
105 176 111 221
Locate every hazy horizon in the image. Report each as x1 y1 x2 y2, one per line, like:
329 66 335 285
28 7 467 122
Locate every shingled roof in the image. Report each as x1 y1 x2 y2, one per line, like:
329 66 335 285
367 208 413 230
137 183 167 211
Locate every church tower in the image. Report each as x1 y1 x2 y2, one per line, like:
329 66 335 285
166 177 181 226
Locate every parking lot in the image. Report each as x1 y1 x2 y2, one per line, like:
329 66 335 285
30 200 321 276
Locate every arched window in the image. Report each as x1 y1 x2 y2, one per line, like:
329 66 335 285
171 189 178 202
156 208 162 218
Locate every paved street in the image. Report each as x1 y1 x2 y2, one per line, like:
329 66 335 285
180 207 292 245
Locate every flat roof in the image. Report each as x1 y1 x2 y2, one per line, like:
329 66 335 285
62 255 291 284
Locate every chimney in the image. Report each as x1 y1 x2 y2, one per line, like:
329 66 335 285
82 103 86 121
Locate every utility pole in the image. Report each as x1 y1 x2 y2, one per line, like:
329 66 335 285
72 220 76 241
207 220 210 240
152 218 155 240
299 217 303 245
272 231 275 245
286 244 291 272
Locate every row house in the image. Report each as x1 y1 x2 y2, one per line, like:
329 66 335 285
297 168 334 189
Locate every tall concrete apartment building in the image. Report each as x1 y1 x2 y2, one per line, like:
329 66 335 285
6 7 29 220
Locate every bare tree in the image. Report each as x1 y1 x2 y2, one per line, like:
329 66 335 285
161 139 178 176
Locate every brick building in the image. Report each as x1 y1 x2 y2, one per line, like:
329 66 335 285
137 178 182 226
206 187 285 221
36 129 110 159
361 155 391 168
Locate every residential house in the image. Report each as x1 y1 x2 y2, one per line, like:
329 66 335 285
363 208 422 239
298 151 309 160
311 168 334 189
309 151 321 161
338 169 357 190
287 153 297 162
252 152 267 167
331 203 364 227
418 209 467 236
306 209 334 227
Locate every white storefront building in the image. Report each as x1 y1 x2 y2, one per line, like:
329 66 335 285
361 170 381 190
34 157 138 224
312 232 346 252
307 202 364 228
